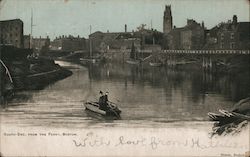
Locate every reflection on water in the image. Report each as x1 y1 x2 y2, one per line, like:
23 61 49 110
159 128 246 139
0 61 249 128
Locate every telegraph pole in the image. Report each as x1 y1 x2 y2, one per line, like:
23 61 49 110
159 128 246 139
30 9 35 49
89 25 92 58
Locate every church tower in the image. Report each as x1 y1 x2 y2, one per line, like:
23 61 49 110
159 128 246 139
163 5 173 34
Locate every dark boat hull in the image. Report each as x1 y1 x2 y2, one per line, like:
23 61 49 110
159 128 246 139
84 101 121 117
208 109 250 121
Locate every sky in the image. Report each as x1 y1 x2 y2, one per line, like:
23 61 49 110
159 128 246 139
0 0 249 39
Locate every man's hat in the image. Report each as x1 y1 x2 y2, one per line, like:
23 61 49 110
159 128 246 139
100 91 103 94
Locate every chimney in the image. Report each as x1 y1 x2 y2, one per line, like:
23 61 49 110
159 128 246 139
125 24 127 33
233 15 237 25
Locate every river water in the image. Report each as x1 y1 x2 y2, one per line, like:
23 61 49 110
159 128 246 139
0 61 249 129
1 61 250 156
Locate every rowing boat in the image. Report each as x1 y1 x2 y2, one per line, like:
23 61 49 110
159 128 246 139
126 59 141 65
84 101 121 117
149 62 162 67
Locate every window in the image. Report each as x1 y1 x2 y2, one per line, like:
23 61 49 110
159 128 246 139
221 42 224 49
230 33 234 40
221 33 224 40
214 38 217 43
230 42 235 49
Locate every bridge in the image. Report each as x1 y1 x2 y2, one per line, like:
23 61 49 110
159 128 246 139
105 49 250 70
107 49 250 55
139 49 250 70
160 49 250 55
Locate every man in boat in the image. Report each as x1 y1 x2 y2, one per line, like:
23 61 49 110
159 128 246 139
104 92 109 107
98 91 108 111
98 91 104 108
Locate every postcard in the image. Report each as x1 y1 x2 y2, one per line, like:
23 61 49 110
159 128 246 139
0 0 249 156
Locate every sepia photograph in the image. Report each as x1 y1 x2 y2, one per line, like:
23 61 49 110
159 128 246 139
0 0 250 156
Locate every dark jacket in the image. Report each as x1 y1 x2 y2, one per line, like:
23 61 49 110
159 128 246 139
104 95 108 104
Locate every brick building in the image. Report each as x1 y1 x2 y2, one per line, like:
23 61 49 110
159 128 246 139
216 15 250 50
0 19 24 48
204 15 250 50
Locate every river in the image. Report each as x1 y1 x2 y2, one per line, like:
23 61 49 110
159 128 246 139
1 60 249 129
1 60 250 156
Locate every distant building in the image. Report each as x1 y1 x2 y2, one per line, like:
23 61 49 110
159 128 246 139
216 15 250 50
0 19 24 48
50 35 86 51
163 5 173 34
134 29 163 46
32 36 50 52
167 27 182 49
23 35 31 49
203 26 219 49
89 31 141 52
167 19 205 50
89 31 105 52
89 27 163 52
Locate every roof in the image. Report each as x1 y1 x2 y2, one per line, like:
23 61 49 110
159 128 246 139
101 33 120 44
89 31 103 37
0 19 23 23
167 27 184 36
207 26 219 37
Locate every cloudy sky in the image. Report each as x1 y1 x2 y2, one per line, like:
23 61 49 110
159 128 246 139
0 0 249 39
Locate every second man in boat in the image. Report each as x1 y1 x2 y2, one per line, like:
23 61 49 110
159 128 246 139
98 91 109 111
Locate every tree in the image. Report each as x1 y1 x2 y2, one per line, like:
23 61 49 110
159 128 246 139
137 24 147 31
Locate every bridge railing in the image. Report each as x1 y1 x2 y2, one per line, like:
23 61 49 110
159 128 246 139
162 49 250 54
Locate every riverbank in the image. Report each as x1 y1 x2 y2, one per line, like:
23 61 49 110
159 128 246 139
0 45 72 105
10 57 72 90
